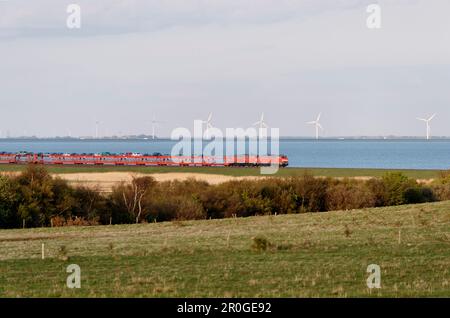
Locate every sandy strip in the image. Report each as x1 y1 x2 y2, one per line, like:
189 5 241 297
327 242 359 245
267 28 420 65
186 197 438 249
53 172 262 192
1 171 435 192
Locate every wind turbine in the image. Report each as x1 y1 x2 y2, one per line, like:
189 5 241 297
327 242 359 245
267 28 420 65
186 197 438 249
307 113 323 140
151 116 164 140
202 112 214 139
95 120 100 139
252 112 268 130
416 113 436 140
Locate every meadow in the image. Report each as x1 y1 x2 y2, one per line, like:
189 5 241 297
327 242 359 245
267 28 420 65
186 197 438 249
0 201 449 297
0 164 441 179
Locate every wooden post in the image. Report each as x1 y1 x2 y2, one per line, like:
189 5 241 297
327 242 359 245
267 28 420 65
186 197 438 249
22 219 25 229
41 243 45 260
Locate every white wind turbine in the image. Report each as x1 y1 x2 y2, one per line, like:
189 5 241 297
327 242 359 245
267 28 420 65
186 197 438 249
252 112 269 138
252 112 268 130
95 120 100 139
307 113 323 140
202 112 214 139
416 113 436 140
151 116 164 140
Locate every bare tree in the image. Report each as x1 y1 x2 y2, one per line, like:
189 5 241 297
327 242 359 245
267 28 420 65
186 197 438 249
122 177 154 223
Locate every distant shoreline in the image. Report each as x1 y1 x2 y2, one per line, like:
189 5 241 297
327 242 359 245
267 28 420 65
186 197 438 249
2 137 450 141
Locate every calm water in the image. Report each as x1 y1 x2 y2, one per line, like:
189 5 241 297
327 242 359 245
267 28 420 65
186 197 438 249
1 139 449 170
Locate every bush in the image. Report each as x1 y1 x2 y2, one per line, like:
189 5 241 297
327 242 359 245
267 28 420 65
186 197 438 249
381 172 418 206
251 236 271 252
0 176 20 228
431 183 450 201
290 174 329 212
51 215 100 227
173 196 206 220
326 179 376 211
404 186 436 204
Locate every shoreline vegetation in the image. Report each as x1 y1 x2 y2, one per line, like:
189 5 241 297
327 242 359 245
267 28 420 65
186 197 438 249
1 165 450 229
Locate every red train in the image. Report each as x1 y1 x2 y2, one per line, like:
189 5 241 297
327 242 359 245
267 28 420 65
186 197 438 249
0 152 289 168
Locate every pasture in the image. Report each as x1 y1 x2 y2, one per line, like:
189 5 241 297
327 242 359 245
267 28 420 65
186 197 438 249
0 201 449 297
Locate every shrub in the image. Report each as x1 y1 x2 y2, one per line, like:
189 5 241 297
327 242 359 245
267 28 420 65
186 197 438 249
381 172 417 206
198 186 230 219
326 179 376 211
71 186 108 222
431 183 450 201
251 236 271 252
0 175 20 228
173 196 206 220
437 170 450 184
15 165 57 227
366 178 387 207
51 215 99 227
404 186 435 204
291 174 329 212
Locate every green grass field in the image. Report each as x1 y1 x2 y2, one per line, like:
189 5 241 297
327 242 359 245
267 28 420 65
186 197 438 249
0 164 442 179
0 201 449 297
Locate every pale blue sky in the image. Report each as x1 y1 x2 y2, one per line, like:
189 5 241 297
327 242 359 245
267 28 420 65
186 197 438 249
1 0 450 137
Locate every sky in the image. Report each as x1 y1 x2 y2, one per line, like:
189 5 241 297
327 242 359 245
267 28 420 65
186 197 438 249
0 0 450 138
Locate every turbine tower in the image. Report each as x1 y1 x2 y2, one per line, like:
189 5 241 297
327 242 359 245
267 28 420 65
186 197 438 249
416 114 436 140
202 112 214 139
151 116 164 140
95 121 100 139
307 113 323 140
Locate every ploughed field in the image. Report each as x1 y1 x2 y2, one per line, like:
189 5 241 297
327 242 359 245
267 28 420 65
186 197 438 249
0 201 449 297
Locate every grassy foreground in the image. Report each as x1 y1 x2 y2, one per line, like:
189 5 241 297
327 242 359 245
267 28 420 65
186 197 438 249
0 202 449 298
0 164 441 179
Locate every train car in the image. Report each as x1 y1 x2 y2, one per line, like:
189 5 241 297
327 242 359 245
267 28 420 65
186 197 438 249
0 152 289 168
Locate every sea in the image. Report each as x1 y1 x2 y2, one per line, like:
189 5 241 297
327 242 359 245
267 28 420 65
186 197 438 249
0 139 449 170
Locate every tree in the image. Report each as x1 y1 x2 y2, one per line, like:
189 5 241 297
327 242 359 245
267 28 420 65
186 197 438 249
16 165 56 227
0 175 19 228
121 177 155 223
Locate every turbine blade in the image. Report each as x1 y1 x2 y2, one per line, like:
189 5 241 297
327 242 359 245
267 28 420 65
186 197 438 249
428 113 436 121
317 123 324 130
316 113 322 121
